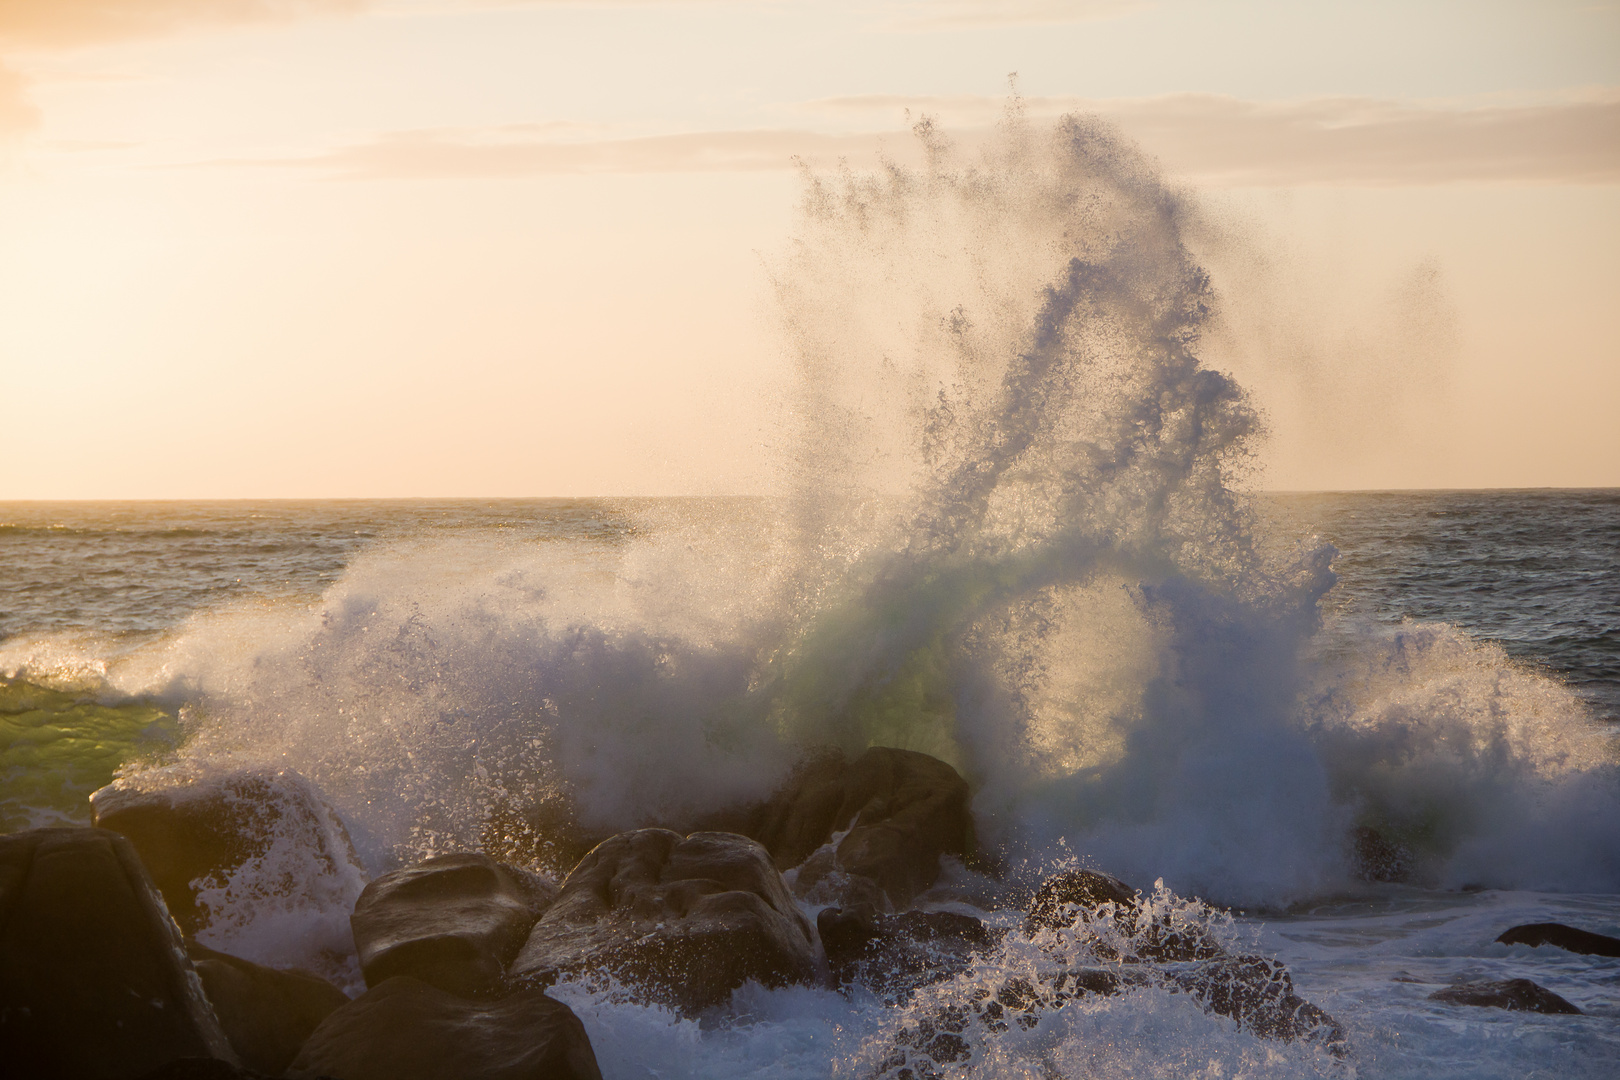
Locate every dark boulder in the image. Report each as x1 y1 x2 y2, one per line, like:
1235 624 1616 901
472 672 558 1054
982 969 1129 1027
0 826 237 1080
134 1061 285 1080
878 1004 974 1078
187 942 350 1075
881 954 1344 1077
510 829 817 1014
873 948 1346 1077
875 970 1135 1078
1025 869 1223 962
986 957 1342 1049
1131 919 1227 963
1022 872 1342 1050
1025 869 1135 930
1429 978 1582 1014
91 768 364 937
1496 922 1620 957
350 853 557 997
287 976 602 1080
818 903 999 1003
739 747 973 910
1163 955 1346 1049
1048 968 1127 998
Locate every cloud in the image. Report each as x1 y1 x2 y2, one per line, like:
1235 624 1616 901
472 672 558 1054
218 124 903 178
1105 92 1620 185
225 92 1620 185
0 59 39 136
808 91 1620 185
0 0 364 48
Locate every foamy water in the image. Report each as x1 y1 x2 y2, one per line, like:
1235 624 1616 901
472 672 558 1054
2 109 1617 1076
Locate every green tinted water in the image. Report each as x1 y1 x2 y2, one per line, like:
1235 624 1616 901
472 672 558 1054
0 678 179 831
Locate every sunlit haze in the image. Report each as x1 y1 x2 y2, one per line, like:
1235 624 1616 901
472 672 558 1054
1 0 1616 497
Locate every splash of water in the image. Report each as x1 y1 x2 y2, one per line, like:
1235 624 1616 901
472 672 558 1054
52 106 1615 936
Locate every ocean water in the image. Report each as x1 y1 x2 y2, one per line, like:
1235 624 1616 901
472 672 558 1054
3 114 1618 1077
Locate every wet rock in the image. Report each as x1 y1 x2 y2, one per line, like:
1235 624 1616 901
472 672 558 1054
0 826 237 1080
134 1061 285 1080
350 853 557 997
878 1004 974 1079
876 970 1128 1078
785 845 897 912
1051 967 1127 997
1131 919 1228 963
510 829 817 1014
1025 869 1223 962
874 875 1344 1074
1163 955 1347 1049
91 768 363 937
187 942 351 1075
1028 878 1338 1047
982 969 1128 1026
1350 825 1413 884
1429 978 1582 1014
1496 922 1620 957
912 956 1341 1077
818 903 998 1003
729 746 972 910
1025 869 1136 930
874 949 1345 1077
287 976 602 1080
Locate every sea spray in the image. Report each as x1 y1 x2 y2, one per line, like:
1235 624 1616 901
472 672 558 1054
759 106 1350 906
758 107 1617 906
2 113 1615 1071
1304 615 1620 892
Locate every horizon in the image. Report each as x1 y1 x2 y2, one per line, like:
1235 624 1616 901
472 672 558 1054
3 485 1619 506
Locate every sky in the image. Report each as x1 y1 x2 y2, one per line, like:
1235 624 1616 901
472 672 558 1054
0 0 1616 498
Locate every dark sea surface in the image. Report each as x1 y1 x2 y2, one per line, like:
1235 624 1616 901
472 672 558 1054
1267 489 1620 726
4 491 1615 722
0 499 639 639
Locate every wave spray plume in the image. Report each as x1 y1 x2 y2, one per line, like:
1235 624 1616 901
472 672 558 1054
89 106 1619 950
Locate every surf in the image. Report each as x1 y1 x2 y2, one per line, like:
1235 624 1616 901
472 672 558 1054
2 104 1617 1078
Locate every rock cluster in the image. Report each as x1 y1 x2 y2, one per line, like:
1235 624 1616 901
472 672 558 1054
873 869 1348 1078
27 746 1602 1076
1405 921 1611 1018
6 767 603 1080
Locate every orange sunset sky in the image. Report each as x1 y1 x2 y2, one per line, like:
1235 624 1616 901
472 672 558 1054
1 0 1616 498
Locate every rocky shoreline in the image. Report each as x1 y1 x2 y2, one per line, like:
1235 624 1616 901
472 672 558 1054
2 746 1605 1079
